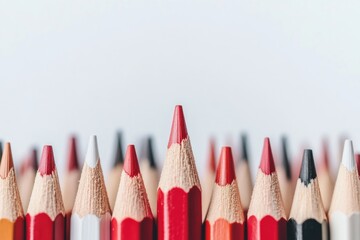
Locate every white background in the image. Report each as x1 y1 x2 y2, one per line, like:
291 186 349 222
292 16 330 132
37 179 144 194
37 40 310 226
1 0 360 180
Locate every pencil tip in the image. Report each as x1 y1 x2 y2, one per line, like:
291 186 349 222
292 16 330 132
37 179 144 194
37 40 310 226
168 105 188 148
299 149 317 186
113 132 124 167
355 153 360 176
124 145 140 177
208 139 216 172
85 135 100 168
240 133 249 162
31 148 38 171
215 146 236 185
281 136 292 180
0 143 14 178
0 141 3 161
259 137 276 175
341 139 355 171
67 136 79 171
145 137 157 168
39 145 56 176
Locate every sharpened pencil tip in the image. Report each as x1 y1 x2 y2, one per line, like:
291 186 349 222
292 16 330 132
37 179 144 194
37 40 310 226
67 136 79 172
0 142 14 178
124 145 140 177
341 139 355 171
281 136 292 180
259 137 276 175
39 145 56 176
168 105 188 148
85 135 100 168
241 133 249 162
113 132 124 167
299 149 317 186
145 137 157 169
355 153 360 177
215 146 236 185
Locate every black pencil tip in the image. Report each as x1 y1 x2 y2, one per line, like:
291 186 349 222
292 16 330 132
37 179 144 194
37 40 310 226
144 137 157 168
113 131 124 167
281 136 292 180
0 141 3 163
240 133 249 162
299 149 317 186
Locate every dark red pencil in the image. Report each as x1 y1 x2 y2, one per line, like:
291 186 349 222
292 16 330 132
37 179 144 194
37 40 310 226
205 146 245 240
26 145 65 240
111 145 154 240
157 105 202 240
247 138 287 240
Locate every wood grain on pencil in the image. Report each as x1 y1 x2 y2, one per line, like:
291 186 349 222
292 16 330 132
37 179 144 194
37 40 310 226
157 105 202 240
0 143 24 240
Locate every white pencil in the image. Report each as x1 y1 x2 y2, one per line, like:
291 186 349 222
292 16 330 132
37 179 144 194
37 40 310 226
71 135 112 240
329 140 360 240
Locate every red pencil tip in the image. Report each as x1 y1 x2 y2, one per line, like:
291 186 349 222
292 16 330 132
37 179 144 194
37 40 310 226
215 146 236 185
356 153 360 176
167 105 188 148
123 145 140 177
0 143 14 178
39 145 56 176
67 136 79 172
259 137 276 175
208 140 216 172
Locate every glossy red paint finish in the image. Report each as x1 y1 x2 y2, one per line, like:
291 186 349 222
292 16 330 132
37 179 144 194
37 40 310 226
111 217 153 240
259 138 275 175
123 145 140 177
65 212 71 240
205 219 244 240
26 213 64 240
38 146 56 176
167 105 188 148
67 136 79 172
247 215 286 240
215 147 236 186
157 186 202 240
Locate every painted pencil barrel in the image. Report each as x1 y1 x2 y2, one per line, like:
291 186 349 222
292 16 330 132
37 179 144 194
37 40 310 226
247 216 287 240
287 219 328 240
111 217 153 240
329 212 360 240
205 219 244 240
70 213 111 240
26 213 64 240
0 218 24 240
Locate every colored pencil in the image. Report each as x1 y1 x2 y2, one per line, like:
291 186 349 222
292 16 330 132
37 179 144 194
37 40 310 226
62 136 81 240
0 143 24 240
287 149 327 240
202 139 216 221
0 141 3 163
247 137 287 240
71 135 111 240
140 136 159 218
157 105 202 240
205 146 245 240
112 144 154 240
26 145 65 240
107 132 124 210
236 134 252 215
317 140 333 213
329 139 360 240
355 153 360 177
18 147 38 212
277 136 294 216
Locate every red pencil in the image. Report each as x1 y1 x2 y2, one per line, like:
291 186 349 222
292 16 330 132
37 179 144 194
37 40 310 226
205 146 245 240
247 138 286 240
157 105 202 240
26 145 65 240
111 145 154 240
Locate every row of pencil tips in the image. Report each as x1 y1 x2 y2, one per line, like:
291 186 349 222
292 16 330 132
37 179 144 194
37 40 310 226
0 105 359 240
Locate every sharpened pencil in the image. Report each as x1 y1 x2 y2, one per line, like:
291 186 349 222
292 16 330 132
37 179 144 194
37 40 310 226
202 139 216 221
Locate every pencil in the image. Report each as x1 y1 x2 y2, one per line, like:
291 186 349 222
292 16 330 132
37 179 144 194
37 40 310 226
247 137 287 240
18 147 38 212
287 149 327 240
355 153 360 177
0 141 3 163
236 134 252 215
26 145 65 240
317 140 333 213
277 136 294 217
0 143 24 240
140 136 159 218
157 105 202 240
107 132 124 210
329 139 360 240
205 146 245 240
71 135 111 240
112 144 154 240
202 139 216 221
62 136 81 240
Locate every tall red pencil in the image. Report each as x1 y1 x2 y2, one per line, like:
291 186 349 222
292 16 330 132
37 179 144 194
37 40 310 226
205 146 245 240
157 105 202 240
26 145 65 240
112 145 154 239
247 138 286 240
0 143 24 240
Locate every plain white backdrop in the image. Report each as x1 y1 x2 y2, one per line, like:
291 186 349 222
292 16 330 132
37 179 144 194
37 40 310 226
1 0 360 181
